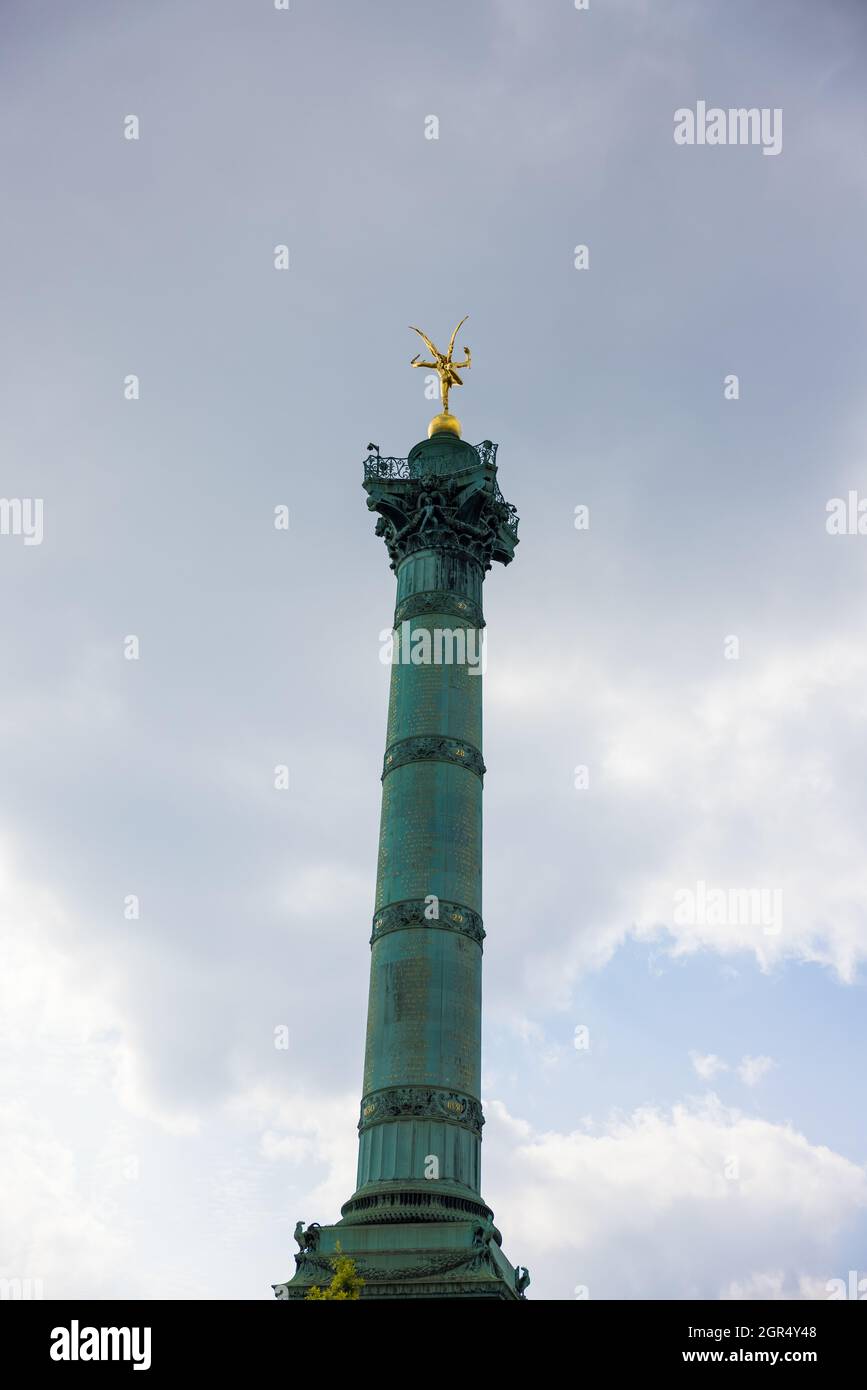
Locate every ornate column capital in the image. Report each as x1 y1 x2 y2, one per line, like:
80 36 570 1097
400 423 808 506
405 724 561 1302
363 443 519 572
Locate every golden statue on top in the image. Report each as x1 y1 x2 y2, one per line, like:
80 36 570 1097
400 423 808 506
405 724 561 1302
409 316 472 438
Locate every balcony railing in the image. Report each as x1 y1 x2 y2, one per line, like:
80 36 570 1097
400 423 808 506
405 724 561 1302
363 439 499 481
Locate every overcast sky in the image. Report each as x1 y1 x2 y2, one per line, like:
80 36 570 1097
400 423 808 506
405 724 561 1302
2 0 866 1301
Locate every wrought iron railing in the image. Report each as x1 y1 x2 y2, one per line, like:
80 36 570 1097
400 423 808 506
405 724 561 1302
363 454 412 480
475 440 498 471
363 440 499 481
493 481 520 540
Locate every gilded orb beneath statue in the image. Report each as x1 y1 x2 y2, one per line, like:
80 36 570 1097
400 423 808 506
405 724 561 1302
428 410 462 438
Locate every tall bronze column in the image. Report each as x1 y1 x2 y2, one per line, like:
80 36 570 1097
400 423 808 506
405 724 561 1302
274 326 527 1299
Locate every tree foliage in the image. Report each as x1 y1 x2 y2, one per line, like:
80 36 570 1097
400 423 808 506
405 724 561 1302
305 1243 364 1301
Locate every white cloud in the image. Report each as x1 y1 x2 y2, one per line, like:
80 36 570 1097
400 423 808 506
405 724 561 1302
483 1095 867 1300
721 1271 846 1301
491 636 867 990
691 1051 729 1080
689 1053 777 1086
0 852 137 1293
738 1055 777 1087
236 1083 358 1222
0 837 201 1137
0 1099 130 1296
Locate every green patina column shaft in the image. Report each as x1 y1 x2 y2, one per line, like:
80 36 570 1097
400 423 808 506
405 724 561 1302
273 411 526 1300
353 432 493 1204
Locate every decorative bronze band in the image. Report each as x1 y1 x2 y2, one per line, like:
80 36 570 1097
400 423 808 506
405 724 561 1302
358 1086 485 1139
340 1189 492 1226
370 898 485 948
394 590 485 629
382 734 485 783
288 1247 493 1284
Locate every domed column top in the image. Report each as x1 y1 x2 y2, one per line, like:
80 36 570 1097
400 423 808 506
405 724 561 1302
407 431 480 479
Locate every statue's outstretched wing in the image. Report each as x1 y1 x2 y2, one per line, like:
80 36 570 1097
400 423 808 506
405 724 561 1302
447 315 469 358
409 325 441 360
